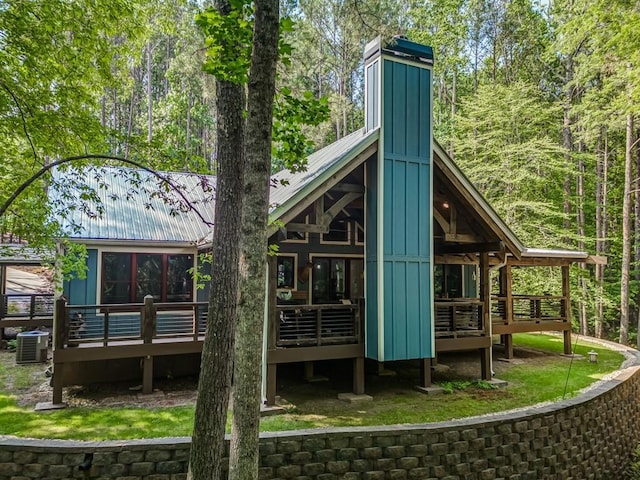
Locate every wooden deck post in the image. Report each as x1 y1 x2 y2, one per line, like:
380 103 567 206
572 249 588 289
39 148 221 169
479 253 492 379
353 357 365 394
562 266 572 355
419 358 432 388
267 256 277 350
52 297 67 404
266 363 276 406
480 347 491 380
142 296 155 395
502 264 514 359
53 297 67 349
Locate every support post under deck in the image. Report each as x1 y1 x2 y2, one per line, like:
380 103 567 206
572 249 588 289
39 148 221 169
562 266 572 355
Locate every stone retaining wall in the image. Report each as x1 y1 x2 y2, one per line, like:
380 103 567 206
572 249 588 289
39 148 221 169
2 349 640 480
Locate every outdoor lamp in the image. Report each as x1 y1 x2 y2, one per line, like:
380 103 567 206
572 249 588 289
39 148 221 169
587 350 598 363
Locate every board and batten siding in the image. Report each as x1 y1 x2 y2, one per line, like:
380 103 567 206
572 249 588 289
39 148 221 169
366 46 434 362
63 248 98 305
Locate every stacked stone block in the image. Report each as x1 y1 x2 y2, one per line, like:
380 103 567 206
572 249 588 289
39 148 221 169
1 364 639 480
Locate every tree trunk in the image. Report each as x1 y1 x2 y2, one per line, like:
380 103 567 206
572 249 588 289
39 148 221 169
228 0 279 478
147 42 153 144
562 56 574 246
186 94 191 167
187 3 246 478
636 127 640 349
620 111 634 345
576 141 587 335
594 130 607 338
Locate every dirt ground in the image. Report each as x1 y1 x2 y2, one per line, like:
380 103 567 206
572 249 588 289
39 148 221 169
1 346 550 410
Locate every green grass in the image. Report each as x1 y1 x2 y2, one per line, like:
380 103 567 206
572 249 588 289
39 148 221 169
0 334 626 440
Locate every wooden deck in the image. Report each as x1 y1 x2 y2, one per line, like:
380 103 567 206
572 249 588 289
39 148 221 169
0 293 54 329
51 289 572 405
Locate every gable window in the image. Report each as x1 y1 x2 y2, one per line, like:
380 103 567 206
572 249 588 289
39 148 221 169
434 264 477 299
276 254 296 289
101 253 194 304
311 257 364 304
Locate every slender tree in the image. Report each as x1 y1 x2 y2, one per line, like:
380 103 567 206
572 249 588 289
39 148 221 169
188 1 246 478
229 0 279 476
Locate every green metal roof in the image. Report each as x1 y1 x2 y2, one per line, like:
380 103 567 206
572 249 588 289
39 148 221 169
50 167 215 244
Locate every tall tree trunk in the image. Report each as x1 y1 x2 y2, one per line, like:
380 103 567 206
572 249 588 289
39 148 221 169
188 3 246 478
124 91 136 159
147 42 153 144
449 71 456 159
229 0 279 478
636 128 640 348
620 111 634 344
186 94 191 167
595 130 607 338
576 141 587 335
562 56 574 246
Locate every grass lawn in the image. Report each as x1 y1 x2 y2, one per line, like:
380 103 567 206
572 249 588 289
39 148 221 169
0 334 626 440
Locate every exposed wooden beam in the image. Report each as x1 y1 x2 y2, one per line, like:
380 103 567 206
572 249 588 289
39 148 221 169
330 183 365 193
508 258 573 267
585 255 607 265
434 255 477 265
444 233 483 243
450 203 457 234
437 241 505 254
286 223 327 234
433 209 449 232
315 195 324 225
322 192 363 225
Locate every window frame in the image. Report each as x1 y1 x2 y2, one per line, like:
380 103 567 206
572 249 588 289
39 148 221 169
100 251 195 304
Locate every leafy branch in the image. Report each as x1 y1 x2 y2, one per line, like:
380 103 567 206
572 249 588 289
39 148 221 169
0 154 214 227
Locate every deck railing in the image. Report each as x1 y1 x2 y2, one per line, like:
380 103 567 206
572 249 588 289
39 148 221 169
275 304 360 347
491 295 567 324
1 293 54 320
60 298 208 348
434 300 484 338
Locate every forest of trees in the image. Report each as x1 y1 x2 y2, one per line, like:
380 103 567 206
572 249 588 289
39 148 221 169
1 0 639 346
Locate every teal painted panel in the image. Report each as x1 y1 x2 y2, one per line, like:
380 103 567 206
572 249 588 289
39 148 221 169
406 67 420 158
380 57 432 362
419 68 431 158
405 261 421 358
64 248 98 305
383 158 393 255
406 162 420 256
392 160 406 255
382 259 393 354
419 163 430 255
366 61 379 131
365 156 380 360
392 262 407 355
391 62 407 156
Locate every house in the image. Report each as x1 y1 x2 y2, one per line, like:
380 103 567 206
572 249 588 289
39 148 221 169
49 37 603 405
0 245 54 341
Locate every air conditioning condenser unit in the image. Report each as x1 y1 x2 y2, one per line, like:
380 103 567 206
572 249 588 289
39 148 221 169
16 331 49 364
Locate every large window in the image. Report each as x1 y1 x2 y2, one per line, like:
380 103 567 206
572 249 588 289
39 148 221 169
102 253 194 304
311 257 364 304
434 264 477 299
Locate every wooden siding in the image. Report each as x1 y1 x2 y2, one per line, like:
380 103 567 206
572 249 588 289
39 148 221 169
376 58 433 361
365 155 380 359
64 248 98 305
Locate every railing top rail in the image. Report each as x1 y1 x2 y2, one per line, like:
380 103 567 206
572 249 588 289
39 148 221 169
66 301 207 311
492 294 564 300
275 303 359 311
434 300 483 306
2 293 54 297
